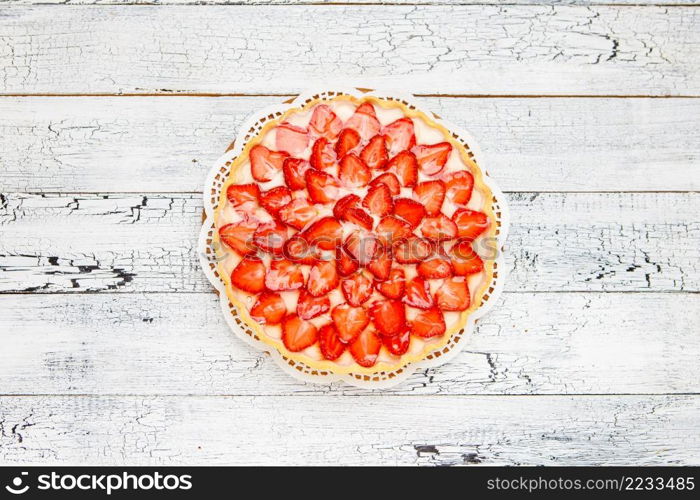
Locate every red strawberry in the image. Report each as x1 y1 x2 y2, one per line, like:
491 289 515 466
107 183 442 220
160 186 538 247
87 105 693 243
444 170 474 205
383 329 410 356
421 214 457 241
344 231 379 266
393 197 426 229
370 299 406 336
376 268 405 299
227 183 260 209
283 234 319 265
250 144 288 182
250 292 287 325
345 102 380 141
412 142 452 176
302 216 343 250
332 304 370 344
306 259 339 297
344 208 373 231
360 135 388 170
369 172 400 196
259 186 292 216
410 308 446 338
283 158 311 190
339 154 371 188
362 182 393 217
309 104 342 140
389 150 418 187
282 315 318 352
349 328 382 367
309 137 336 172
230 256 266 294
435 277 470 311
306 168 340 204
265 258 304 291
318 323 346 360
449 240 484 276
367 246 392 281
253 221 288 254
404 276 434 309
336 248 360 277
297 290 330 320
394 236 434 264
278 197 318 230
414 180 446 216
417 255 454 279
452 209 489 240
275 122 308 156
382 118 416 157
219 220 258 256
341 272 373 307
335 128 361 158
376 216 412 246
355 102 376 115
332 194 360 220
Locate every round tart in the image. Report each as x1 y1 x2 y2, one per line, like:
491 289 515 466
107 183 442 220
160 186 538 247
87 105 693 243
213 94 498 375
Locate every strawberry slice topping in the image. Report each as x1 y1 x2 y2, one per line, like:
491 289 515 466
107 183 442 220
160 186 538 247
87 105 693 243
452 209 489 241
383 328 411 356
394 236 434 264
283 158 311 191
389 150 418 187
339 154 371 188
382 118 416 157
278 197 318 231
250 292 287 325
435 277 470 311
333 194 360 220
297 289 330 320
259 186 292 216
362 182 393 217
306 259 339 297
369 172 400 196
367 246 392 281
227 183 260 209
341 272 373 307
305 169 340 204
253 221 288 254
410 308 446 338
344 231 379 266
421 214 457 241
349 328 382 367
336 248 360 277
412 142 452 176
275 122 308 156
309 137 337 172
417 255 454 279
370 299 406 336
414 180 446 216
360 135 388 170
282 315 318 352
283 234 319 265
318 323 346 360
309 104 343 140
302 216 343 250
265 258 304 291
231 256 266 294
219 220 258 256
449 240 484 276
376 216 412 246
404 276 434 309
393 197 426 229
332 303 370 344
376 268 405 299
344 208 373 231
345 102 380 141
444 170 474 205
250 144 288 182
335 128 361 158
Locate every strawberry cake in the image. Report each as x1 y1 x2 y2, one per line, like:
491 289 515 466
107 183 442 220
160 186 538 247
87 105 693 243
214 95 496 374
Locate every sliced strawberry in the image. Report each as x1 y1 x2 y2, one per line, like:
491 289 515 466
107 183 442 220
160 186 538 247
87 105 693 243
362 182 393 217
376 215 412 246
344 208 373 231
355 102 376 116
421 214 457 241
367 246 392 281
282 315 318 352
414 180 446 216
307 259 339 297
360 135 388 170
309 104 342 140
250 144 288 182
219 220 258 256
250 292 287 325
341 272 373 307
275 122 308 156
444 170 474 205
349 328 382 367
452 209 489 240
410 308 446 338
393 197 426 229
382 117 416 157
278 197 318 230
389 150 418 187
369 172 400 196
283 234 319 265
305 168 340 204
336 248 360 277
331 303 370 344
297 289 330 320
227 183 260 209
339 154 371 188
230 256 266 294
318 323 346 360
265 258 305 291
335 128 361 158
376 268 405 299
383 329 410 356
309 137 336 172
370 299 406 336
394 236 434 264
435 277 470 311
283 158 311 190
412 142 452 176
253 221 288 254
302 216 343 250
449 240 484 276
345 102 380 141
417 255 454 279
404 276 434 309
259 186 292 216
332 193 360 220
343 231 379 266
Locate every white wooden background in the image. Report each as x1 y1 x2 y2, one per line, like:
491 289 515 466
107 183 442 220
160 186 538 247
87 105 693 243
0 0 699 466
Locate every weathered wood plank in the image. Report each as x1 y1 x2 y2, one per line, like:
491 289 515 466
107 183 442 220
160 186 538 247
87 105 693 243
1 192 697 293
2 96 699 193
0 395 697 465
4 1 699 6
0 292 697 395
1 6 698 95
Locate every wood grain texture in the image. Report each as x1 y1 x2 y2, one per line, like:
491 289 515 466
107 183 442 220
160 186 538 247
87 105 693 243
0 292 698 396
4 1 699 6
2 96 699 193
1 192 697 293
1 6 699 95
